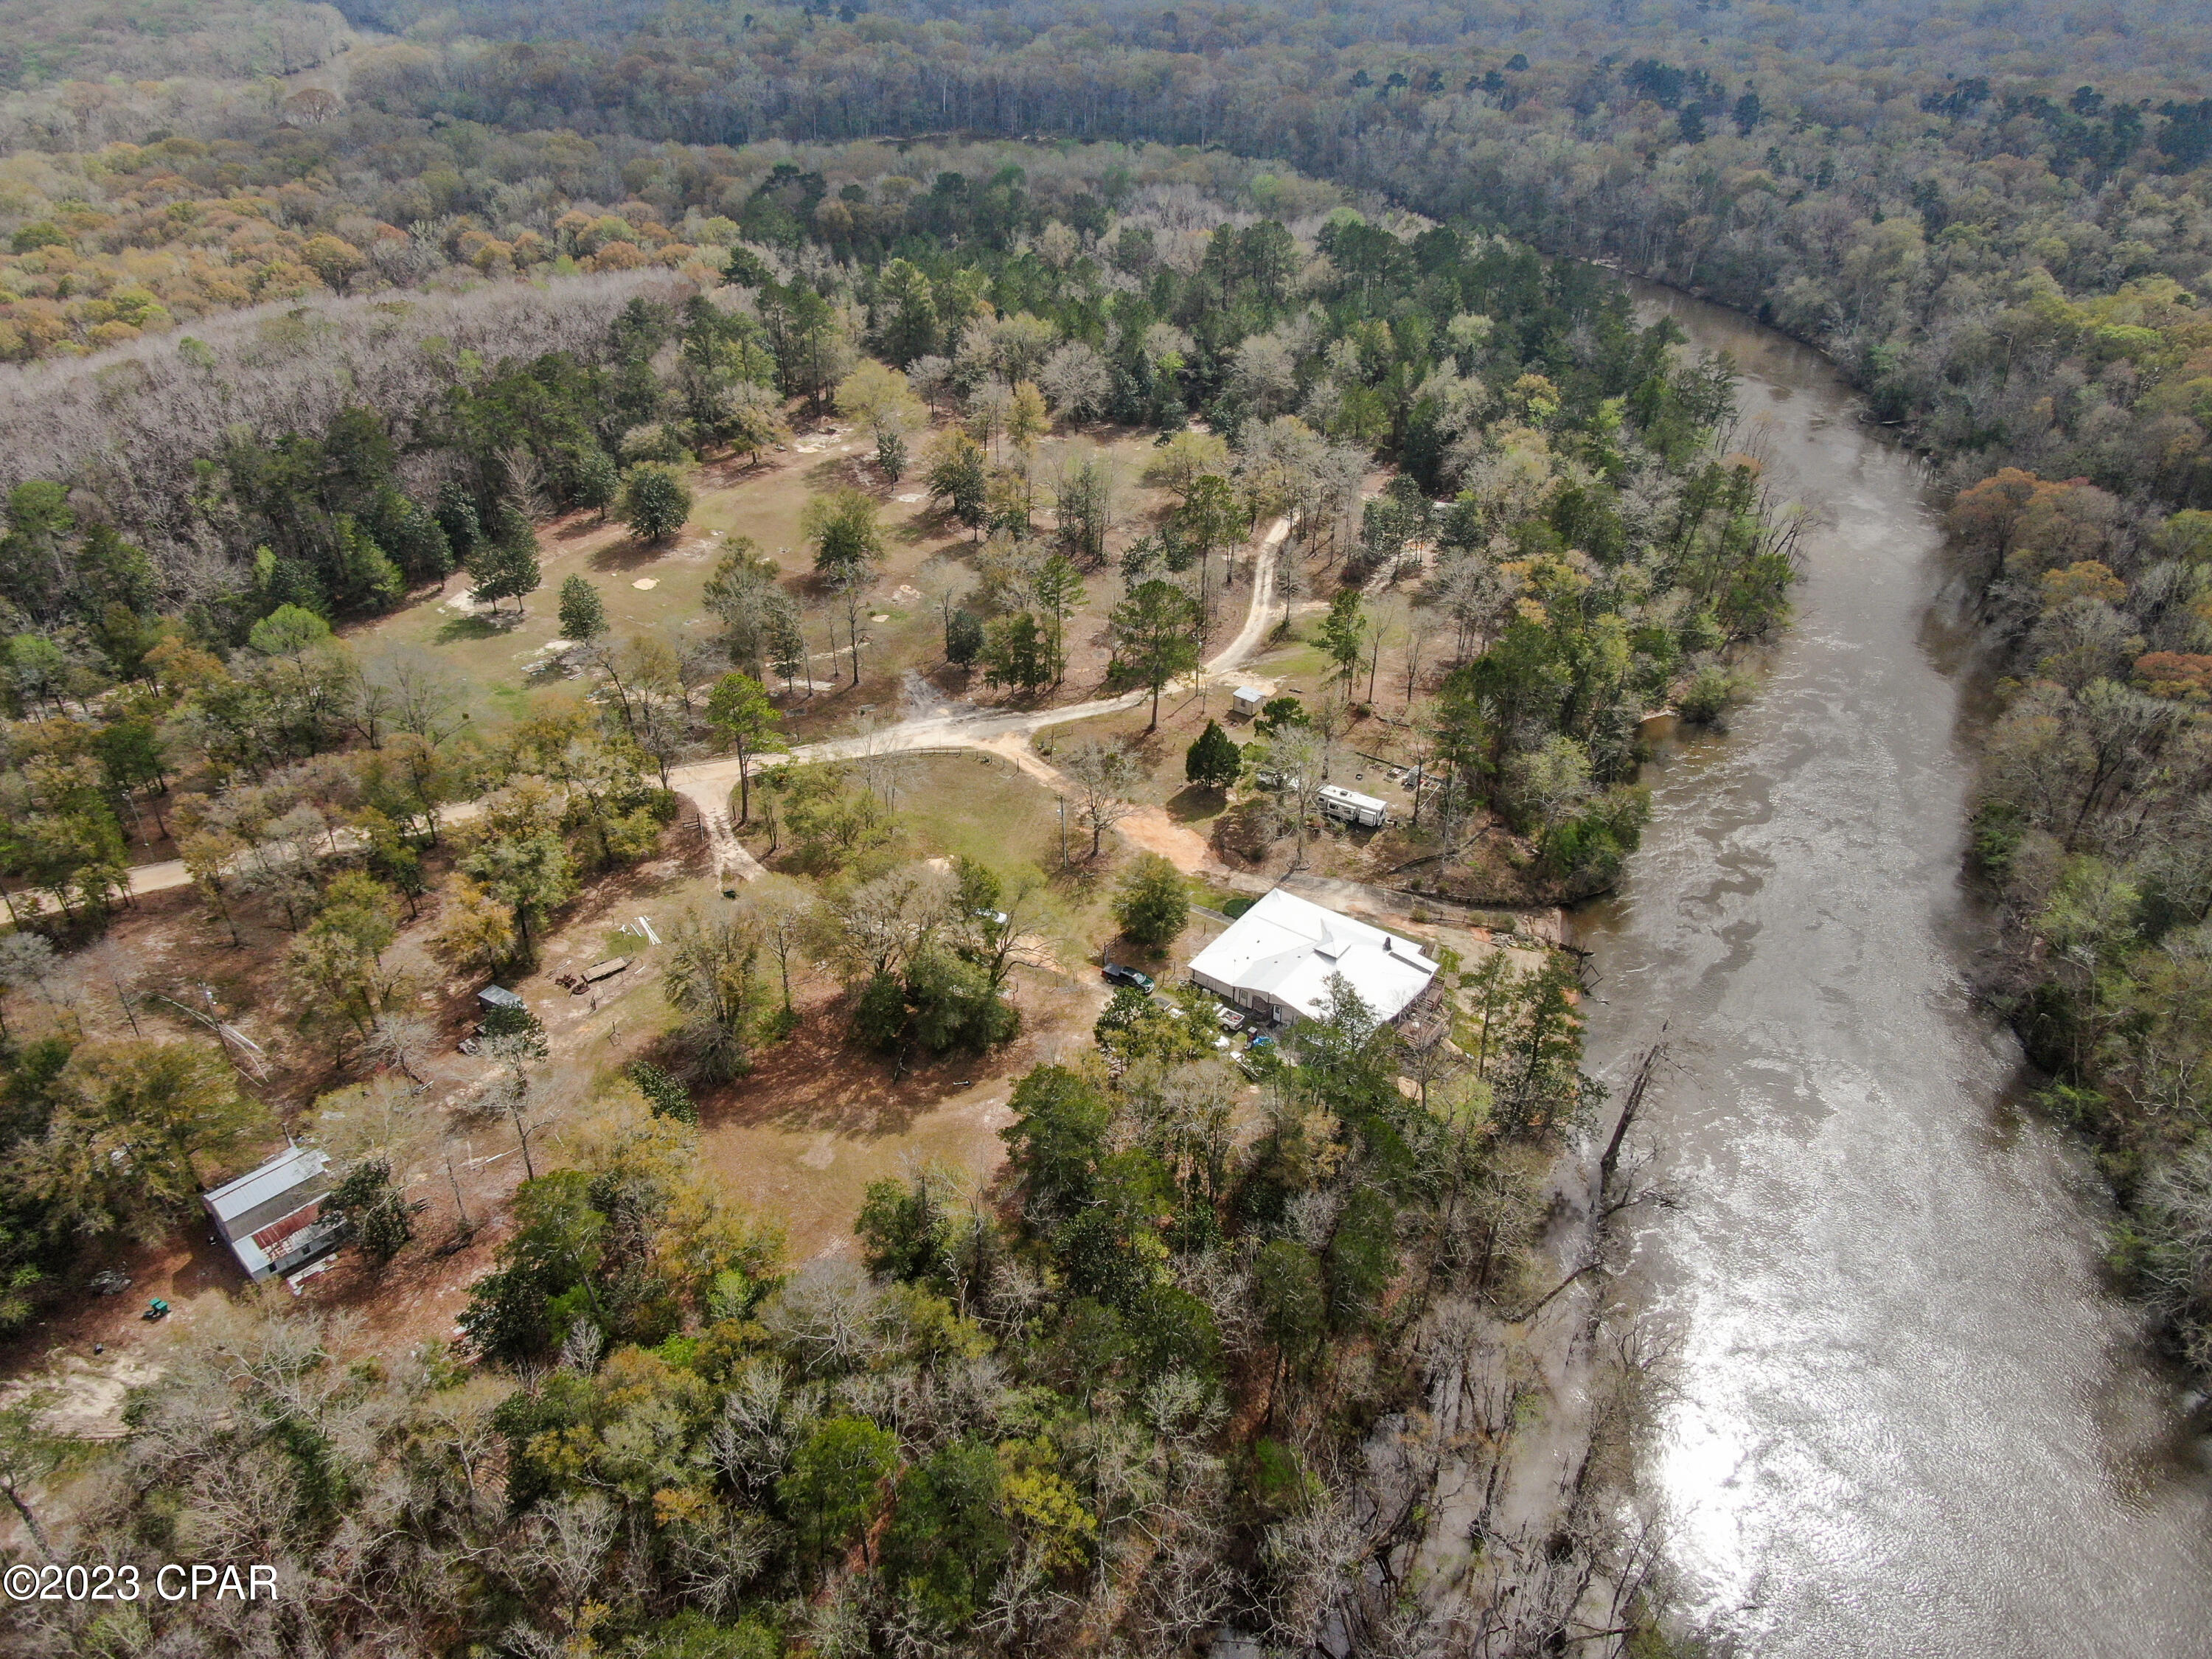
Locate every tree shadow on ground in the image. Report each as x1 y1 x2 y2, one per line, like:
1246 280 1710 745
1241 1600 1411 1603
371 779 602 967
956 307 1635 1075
1166 782 1227 824
435 612 512 644
894 507 970 551
588 535 674 573
697 1003 985 1140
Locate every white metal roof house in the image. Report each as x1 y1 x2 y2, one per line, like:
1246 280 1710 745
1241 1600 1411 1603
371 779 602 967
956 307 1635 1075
1187 888 1439 1027
202 1146 345 1284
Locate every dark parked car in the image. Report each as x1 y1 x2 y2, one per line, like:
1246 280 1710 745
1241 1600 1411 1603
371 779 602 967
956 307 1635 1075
1102 962 1155 993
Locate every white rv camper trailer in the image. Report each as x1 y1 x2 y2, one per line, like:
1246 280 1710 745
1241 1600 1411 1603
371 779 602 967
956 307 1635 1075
1317 784 1388 828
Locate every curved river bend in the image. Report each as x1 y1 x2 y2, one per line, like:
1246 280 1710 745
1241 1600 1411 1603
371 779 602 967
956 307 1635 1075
1579 285 2212 1655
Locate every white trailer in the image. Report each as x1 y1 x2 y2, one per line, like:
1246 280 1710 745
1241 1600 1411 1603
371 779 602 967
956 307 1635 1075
1318 784 1389 828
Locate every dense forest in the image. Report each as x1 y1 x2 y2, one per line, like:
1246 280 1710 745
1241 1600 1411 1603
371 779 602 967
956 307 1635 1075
6 982 1631 1657
4 0 2212 1652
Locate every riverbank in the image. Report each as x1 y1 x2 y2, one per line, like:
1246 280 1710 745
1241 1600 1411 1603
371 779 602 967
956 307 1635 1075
1573 281 2212 1655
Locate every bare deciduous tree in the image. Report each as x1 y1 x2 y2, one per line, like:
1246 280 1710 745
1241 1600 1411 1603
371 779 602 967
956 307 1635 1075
1058 739 1147 859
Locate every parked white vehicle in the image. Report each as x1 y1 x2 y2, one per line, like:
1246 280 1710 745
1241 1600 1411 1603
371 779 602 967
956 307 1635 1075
1318 784 1389 828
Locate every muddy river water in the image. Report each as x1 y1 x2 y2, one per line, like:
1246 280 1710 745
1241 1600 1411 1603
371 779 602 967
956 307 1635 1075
1576 284 2212 1655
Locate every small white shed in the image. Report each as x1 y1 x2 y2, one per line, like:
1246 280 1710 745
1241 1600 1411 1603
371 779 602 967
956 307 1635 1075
1231 686 1267 720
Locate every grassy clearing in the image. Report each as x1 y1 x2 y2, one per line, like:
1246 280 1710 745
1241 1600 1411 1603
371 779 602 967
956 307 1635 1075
335 413 1180 748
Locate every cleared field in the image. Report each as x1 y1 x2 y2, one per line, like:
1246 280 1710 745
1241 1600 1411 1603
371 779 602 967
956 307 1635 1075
337 413 1183 746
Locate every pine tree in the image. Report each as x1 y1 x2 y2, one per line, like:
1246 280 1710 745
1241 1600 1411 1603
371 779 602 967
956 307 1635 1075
766 591 809 693
468 507 542 614
945 607 984 667
331 515 404 612
1186 719 1242 790
1032 553 1088 685
1108 578 1201 729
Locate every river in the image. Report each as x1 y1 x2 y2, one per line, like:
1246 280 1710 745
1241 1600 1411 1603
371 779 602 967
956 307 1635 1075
1577 283 2212 1655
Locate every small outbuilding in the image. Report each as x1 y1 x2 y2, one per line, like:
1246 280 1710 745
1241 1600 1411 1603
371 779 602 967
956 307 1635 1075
202 1146 344 1284
476 985 528 1012
1231 686 1267 720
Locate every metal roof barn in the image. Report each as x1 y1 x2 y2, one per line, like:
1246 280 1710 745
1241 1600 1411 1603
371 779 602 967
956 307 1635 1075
202 1146 344 1284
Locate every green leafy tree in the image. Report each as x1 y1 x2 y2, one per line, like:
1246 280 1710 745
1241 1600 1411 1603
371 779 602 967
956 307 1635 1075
1323 1186 1397 1332
569 445 621 520
780 1416 897 1568
834 360 925 484
905 946 1018 1053
926 431 990 540
625 1060 699 1124
1254 1238 1326 1386
621 462 694 543
853 970 910 1051
856 1172 951 1284
479 1001 547 1051
1185 719 1242 790
1001 1062 1110 1219
880 1441 1012 1626
459 831 577 961
327 1157 413 1264
1112 854 1189 947
248 603 333 656
557 574 608 644
981 611 1052 694
24 1041 271 1239
705 671 787 822
284 871 408 1044
459 1169 606 1362
801 488 885 578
